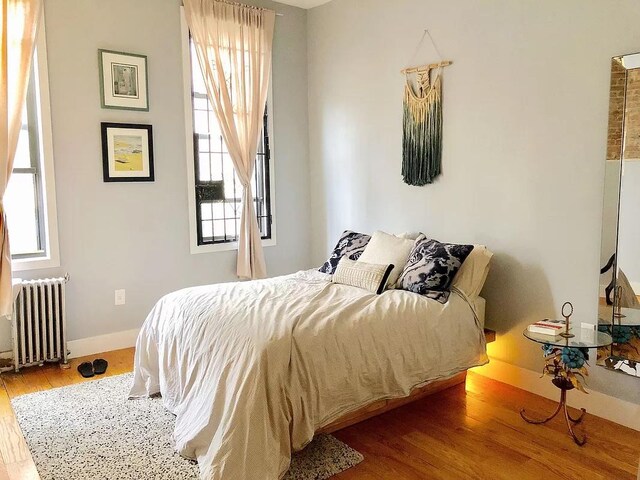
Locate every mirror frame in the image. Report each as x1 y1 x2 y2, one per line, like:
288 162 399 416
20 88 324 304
597 52 640 378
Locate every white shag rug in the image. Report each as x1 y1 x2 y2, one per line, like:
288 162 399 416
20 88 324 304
11 373 363 480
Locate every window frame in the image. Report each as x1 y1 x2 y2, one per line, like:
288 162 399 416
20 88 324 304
180 7 277 254
11 10 60 272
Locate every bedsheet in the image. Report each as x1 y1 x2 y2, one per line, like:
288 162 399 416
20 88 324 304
129 269 488 479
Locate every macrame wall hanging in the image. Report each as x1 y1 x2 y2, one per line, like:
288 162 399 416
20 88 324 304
401 30 452 186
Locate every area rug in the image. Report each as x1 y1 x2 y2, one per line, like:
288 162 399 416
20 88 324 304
11 373 363 480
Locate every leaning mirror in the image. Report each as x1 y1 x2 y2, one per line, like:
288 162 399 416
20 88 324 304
598 53 640 377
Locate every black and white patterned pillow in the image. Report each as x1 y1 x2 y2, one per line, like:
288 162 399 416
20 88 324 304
399 237 474 303
319 230 371 274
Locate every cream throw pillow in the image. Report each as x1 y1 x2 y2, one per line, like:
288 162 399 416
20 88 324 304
397 232 422 240
332 258 394 294
451 245 493 298
358 230 416 288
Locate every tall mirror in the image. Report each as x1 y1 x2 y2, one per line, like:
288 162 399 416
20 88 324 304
598 53 640 377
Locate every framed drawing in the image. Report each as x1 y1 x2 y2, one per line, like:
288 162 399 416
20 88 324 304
98 49 149 111
101 122 154 182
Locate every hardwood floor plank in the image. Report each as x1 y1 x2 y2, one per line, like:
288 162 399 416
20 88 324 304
399 410 563 480
419 389 621 479
0 388 12 420
5 460 39 480
333 462 382 480
464 374 639 476
0 417 31 465
354 426 474 479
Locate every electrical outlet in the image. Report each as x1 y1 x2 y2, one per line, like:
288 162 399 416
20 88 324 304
115 289 126 306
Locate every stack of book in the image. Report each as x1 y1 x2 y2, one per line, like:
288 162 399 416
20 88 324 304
527 319 566 337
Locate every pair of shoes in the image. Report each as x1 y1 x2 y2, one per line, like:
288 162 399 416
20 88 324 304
77 359 108 378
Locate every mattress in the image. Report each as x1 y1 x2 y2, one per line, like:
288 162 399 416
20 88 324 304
130 269 488 479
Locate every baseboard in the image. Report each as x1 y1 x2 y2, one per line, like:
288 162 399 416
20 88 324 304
472 357 640 432
67 328 140 359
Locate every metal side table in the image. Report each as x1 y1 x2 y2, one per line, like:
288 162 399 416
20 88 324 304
521 327 612 445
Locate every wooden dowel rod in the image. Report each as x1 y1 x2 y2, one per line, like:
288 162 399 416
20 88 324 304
401 60 452 74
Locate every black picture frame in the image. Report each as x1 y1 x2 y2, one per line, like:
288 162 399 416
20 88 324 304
101 122 154 182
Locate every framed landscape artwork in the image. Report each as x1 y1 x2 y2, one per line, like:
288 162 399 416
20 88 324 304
98 49 149 111
101 123 154 182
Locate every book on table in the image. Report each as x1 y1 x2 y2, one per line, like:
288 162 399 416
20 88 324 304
528 319 566 336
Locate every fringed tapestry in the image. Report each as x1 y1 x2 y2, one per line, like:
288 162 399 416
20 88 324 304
402 70 442 186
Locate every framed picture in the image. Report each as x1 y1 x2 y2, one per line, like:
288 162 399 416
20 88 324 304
98 49 149 111
101 122 154 182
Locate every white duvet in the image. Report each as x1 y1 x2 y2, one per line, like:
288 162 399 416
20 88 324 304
129 269 488 480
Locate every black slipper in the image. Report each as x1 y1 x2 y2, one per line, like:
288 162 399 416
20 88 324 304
93 358 108 375
77 362 94 378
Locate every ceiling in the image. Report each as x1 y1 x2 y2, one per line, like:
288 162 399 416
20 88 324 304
276 0 331 8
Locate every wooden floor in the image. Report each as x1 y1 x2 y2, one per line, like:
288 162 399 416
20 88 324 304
0 348 638 480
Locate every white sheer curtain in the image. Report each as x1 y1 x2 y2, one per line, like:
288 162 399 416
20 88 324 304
0 0 41 315
184 0 274 279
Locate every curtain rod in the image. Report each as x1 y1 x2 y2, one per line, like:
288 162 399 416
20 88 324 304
181 1 284 16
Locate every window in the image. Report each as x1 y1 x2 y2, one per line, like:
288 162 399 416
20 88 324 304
6 13 59 271
8 64 43 257
181 10 275 253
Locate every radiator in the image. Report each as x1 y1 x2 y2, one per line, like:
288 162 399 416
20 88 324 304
8 275 70 372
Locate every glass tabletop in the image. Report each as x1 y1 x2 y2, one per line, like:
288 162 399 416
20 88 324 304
523 328 612 348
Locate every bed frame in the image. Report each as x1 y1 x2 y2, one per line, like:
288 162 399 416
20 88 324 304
318 328 495 434
318 371 467 434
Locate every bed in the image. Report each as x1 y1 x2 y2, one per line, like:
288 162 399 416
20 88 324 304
129 268 488 480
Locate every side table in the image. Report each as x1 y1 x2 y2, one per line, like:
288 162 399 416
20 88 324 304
521 328 612 445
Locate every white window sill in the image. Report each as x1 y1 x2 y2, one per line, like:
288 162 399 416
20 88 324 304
12 255 60 272
190 238 276 255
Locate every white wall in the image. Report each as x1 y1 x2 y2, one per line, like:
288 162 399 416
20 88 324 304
600 161 619 292
308 0 640 403
618 161 640 287
5 0 311 350
601 161 620 268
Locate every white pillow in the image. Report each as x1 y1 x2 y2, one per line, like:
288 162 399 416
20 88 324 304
358 230 416 288
397 231 422 240
332 258 394 294
451 245 493 298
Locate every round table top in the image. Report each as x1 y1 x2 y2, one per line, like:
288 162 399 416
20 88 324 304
523 328 613 349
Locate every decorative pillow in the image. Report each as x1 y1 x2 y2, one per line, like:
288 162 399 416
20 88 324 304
399 237 474 303
397 232 422 240
319 230 371 274
358 230 417 288
451 245 493 299
332 258 394 294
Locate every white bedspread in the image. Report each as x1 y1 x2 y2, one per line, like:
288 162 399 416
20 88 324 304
129 269 488 480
